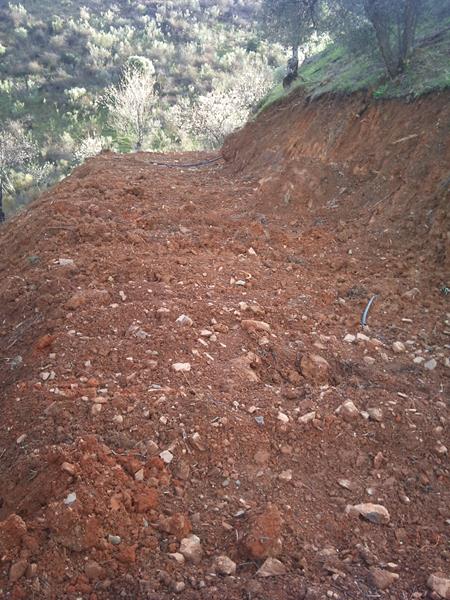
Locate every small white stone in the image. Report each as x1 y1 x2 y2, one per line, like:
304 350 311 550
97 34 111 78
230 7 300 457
435 442 448 455
119 291 127 302
160 450 174 464
424 358 437 371
338 479 353 490
214 555 237 575
169 552 185 564
364 356 376 365
392 341 406 354
299 411 316 424
134 468 145 481
64 492 77 505
279 469 293 482
345 503 390 524
172 362 191 372
344 334 356 343
176 314 193 327
91 403 102 416
367 407 383 422
277 411 289 423
257 557 286 577
356 333 370 342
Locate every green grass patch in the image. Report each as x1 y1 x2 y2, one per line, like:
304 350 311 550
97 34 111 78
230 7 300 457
259 19 450 113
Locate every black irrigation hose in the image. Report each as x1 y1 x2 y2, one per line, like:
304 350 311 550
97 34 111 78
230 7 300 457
361 294 378 328
148 156 223 169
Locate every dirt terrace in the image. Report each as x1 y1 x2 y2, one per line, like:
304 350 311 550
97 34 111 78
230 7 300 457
0 94 449 600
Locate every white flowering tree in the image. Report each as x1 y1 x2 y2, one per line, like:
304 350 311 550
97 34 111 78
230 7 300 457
0 122 36 220
171 58 274 149
74 135 105 163
102 61 159 151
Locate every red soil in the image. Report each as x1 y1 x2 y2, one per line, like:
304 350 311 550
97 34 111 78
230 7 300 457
0 90 449 600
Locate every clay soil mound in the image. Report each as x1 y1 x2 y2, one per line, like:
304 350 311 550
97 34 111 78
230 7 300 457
0 93 449 600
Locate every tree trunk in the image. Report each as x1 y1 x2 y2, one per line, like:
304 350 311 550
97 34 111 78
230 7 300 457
364 0 399 78
399 0 419 69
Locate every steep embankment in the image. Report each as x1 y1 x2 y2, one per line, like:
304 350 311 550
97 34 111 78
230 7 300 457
224 90 450 272
0 93 449 600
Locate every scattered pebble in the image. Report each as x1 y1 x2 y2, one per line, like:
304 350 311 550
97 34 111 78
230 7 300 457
64 492 77 506
336 400 359 421
392 341 406 354
424 358 437 371
108 534 122 545
367 407 383 422
277 411 289 423
427 573 450 599
172 362 191 372
160 450 174 464
369 567 399 590
176 314 193 327
179 535 203 564
257 557 286 577
299 411 316 424
345 503 390 525
214 555 237 576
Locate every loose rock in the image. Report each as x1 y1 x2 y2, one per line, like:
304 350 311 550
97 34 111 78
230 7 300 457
336 400 359 421
392 341 406 354
369 567 399 590
367 407 383 422
172 362 191 373
241 503 283 559
424 358 437 371
257 558 287 577
9 560 28 583
427 573 450 599
300 354 330 385
214 555 237 576
179 535 203 564
345 503 390 524
241 319 271 333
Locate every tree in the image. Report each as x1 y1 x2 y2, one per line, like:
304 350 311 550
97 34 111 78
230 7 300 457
0 122 36 222
102 61 159 151
170 59 274 149
260 0 425 81
74 135 106 163
259 0 321 82
363 0 421 77
325 0 423 77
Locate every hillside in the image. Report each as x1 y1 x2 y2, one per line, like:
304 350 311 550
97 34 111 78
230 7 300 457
0 87 449 599
0 0 282 212
259 14 450 112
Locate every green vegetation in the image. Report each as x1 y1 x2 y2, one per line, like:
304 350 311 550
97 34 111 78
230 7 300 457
0 0 283 214
258 6 450 112
1 0 449 215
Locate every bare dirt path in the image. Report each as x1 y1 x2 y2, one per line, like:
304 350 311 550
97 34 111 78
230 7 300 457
0 149 448 600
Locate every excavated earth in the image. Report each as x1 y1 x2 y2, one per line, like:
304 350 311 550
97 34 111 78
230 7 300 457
0 91 449 600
